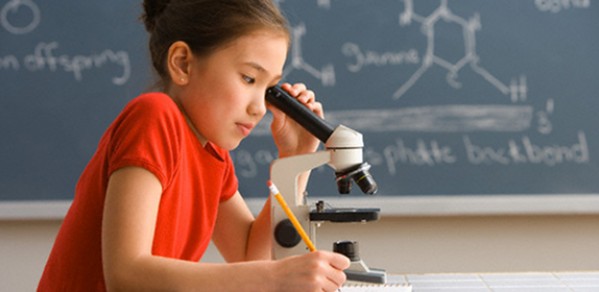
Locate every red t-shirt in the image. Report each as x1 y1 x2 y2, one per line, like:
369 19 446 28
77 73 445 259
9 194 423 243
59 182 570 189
38 93 238 291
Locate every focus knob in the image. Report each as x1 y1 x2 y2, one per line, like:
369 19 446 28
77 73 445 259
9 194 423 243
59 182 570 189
333 240 360 261
274 219 301 248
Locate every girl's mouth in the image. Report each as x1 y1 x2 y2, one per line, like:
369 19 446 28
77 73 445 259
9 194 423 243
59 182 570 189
236 123 254 136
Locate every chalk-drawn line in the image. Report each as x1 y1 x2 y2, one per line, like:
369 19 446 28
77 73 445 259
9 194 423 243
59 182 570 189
275 0 333 9
282 23 336 86
252 105 533 135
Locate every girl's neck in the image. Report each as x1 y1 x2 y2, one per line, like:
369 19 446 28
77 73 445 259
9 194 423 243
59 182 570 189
166 89 209 147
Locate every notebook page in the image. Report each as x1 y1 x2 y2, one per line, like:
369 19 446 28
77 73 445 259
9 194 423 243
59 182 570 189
340 282 412 291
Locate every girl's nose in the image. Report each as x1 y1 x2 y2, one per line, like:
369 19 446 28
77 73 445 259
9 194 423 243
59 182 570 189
248 92 267 118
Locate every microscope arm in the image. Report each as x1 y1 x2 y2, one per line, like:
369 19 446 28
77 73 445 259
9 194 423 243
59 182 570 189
270 151 330 206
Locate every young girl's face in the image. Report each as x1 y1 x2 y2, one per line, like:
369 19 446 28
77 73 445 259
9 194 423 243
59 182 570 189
176 30 288 150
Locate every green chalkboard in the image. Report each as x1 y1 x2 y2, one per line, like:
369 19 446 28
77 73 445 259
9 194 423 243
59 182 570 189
1 0 598 203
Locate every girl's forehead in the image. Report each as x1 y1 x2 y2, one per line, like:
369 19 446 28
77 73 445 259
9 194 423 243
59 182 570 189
212 30 288 61
232 29 289 48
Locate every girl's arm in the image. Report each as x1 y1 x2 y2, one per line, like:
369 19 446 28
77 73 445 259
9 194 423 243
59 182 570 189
102 166 274 290
212 191 272 261
102 166 348 291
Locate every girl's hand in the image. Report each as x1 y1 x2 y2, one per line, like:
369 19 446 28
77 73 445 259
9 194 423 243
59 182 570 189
271 251 350 292
267 83 324 158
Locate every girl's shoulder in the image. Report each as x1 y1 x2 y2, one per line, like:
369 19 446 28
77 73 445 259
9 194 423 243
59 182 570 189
119 92 184 124
127 92 179 113
110 92 187 140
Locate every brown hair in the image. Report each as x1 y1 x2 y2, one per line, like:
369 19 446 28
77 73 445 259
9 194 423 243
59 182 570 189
141 0 289 89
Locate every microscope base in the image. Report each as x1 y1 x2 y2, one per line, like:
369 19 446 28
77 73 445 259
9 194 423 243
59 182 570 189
345 267 387 284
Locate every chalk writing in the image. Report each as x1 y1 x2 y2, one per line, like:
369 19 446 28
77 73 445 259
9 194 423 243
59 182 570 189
1 41 130 85
536 99 554 134
233 149 276 178
234 130 590 179
1 0 40 34
464 132 589 166
382 139 457 174
535 0 591 13
342 42 420 73
0 54 19 70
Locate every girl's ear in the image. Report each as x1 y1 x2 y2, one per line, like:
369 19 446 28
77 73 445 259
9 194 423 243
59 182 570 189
167 41 193 86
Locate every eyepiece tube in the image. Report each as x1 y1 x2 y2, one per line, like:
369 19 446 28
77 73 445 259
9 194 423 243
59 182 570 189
265 85 335 143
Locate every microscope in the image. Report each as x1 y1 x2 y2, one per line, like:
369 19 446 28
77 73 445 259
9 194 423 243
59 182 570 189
265 86 387 284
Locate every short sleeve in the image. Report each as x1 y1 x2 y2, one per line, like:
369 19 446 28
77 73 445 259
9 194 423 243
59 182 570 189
107 93 185 189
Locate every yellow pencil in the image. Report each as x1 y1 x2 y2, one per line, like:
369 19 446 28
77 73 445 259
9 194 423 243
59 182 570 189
267 180 317 252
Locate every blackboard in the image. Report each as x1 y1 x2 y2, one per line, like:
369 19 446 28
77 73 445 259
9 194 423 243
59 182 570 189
1 0 599 205
0 0 151 201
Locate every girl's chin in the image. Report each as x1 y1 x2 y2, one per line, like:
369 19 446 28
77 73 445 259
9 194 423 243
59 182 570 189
216 139 242 151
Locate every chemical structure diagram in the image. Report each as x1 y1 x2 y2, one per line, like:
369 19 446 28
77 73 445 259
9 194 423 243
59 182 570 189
274 0 336 86
395 0 528 103
283 22 336 86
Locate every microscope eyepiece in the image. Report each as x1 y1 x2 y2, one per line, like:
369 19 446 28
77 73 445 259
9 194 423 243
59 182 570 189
335 162 378 195
265 85 335 143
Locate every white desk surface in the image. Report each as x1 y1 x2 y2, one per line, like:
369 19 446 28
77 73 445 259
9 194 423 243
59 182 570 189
386 271 599 291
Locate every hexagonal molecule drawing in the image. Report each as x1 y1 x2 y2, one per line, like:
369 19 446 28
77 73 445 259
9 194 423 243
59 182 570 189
395 0 527 103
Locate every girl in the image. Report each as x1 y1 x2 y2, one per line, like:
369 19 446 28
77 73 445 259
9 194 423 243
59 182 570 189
38 0 349 291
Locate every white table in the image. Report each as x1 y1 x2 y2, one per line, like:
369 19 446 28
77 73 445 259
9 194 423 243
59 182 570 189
386 271 599 291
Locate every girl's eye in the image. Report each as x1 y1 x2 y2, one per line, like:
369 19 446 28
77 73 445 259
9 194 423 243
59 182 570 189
242 75 256 84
